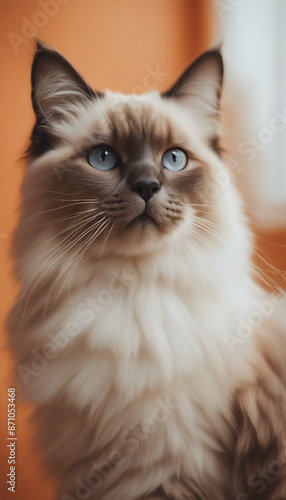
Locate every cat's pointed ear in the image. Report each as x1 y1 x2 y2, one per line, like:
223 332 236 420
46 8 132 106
31 41 98 119
163 49 223 145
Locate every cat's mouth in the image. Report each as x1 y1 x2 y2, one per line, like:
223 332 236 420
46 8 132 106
132 211 157 226
134 213 154 222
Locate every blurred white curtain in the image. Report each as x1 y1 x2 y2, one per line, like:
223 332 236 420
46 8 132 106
214 0 286 228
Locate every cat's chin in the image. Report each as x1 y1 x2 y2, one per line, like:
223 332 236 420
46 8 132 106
114 235 167 257
127 212 161 234
104 220 169 257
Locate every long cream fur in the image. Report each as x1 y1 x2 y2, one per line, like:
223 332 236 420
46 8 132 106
8 43 286 499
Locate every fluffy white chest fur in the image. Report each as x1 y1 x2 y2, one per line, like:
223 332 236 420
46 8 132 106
20 247 259 499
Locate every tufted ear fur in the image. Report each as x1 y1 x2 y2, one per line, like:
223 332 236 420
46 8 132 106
31 40 98 120
163 50 224 147
27 41 101 158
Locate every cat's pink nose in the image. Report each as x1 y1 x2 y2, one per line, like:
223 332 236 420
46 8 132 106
131 179 161 202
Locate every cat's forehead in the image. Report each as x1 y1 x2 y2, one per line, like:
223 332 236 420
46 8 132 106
54 89 189 155
98 90 176 153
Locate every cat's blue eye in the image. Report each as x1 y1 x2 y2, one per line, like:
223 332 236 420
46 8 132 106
88 146 119 170
162 148 188 171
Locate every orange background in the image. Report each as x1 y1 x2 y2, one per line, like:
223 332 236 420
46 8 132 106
0 1 285 500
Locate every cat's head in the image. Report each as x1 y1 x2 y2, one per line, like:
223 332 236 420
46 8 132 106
21 42 240 261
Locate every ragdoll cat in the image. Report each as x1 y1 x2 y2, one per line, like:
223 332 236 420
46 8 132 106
8 41 286 500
